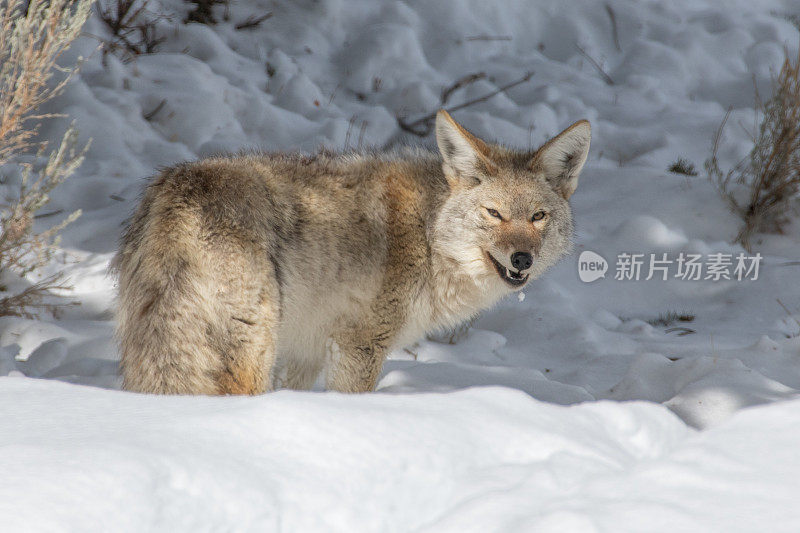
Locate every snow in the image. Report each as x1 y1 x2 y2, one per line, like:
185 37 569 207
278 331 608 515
3 378 800 532
2 0 800 530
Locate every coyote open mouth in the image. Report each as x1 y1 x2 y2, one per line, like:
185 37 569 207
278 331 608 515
485 252 529 287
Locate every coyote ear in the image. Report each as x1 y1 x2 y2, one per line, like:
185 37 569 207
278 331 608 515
435 110 497 186
530 120 591 199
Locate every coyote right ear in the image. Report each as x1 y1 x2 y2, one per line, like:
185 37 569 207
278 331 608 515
435 110 497 186
530 120 591 199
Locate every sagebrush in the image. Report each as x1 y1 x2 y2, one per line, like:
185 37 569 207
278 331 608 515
706 48 800 251
0 0 93 318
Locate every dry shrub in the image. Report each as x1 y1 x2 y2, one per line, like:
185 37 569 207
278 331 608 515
668 158 698 176
706 48 800 251
97 0 167 59
0 0 93 318
185 0 228 25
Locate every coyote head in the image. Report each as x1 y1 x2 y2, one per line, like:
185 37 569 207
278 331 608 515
432 110 590 292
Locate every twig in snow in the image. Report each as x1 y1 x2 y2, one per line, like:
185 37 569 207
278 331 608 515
33 210 64 220
465 35 512 42
665 326 696 336
235 12 272 30
403 347 418 360
398 71 534 136
344 116 356 150
143 99 166 121
441 72 486 104
605 4 621 52
357 120 368 151
442 72 533 114
575 44 614 85
97 0 169 59
777 298 800 334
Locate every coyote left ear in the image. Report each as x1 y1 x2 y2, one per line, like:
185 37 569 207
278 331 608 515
530 120 591 199
435 110 497 186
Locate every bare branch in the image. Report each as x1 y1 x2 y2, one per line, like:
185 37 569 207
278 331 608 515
440 72 486 105
398 72 534 137
96 0 169 60
235 12 272 30
777 298 800 334
605 4 621 52
465 35 512 42
143 99 166 121
575 44 614 85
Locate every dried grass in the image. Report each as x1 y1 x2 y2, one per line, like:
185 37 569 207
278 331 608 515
706 48 800 251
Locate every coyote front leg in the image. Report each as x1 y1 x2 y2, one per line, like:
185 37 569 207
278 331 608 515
325 172 427 393
326 324 393 393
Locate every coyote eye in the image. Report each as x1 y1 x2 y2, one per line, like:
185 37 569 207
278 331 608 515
486 208 503 220
531 210 547 222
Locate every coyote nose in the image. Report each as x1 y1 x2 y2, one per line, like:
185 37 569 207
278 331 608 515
511 251 532 271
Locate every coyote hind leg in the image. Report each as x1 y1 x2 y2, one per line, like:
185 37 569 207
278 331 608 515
213 268 281 395
215 317 276 395
117 237 281 396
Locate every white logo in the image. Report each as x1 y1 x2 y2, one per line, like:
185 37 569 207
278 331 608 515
578 250 608 282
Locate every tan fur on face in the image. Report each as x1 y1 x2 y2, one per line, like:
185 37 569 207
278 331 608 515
494 221 543 257
114 113 589 395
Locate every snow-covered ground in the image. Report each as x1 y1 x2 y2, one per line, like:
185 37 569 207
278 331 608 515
5 378 800 532
2 0 800 530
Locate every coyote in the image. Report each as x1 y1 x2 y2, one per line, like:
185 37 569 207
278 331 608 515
114 110 590 394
